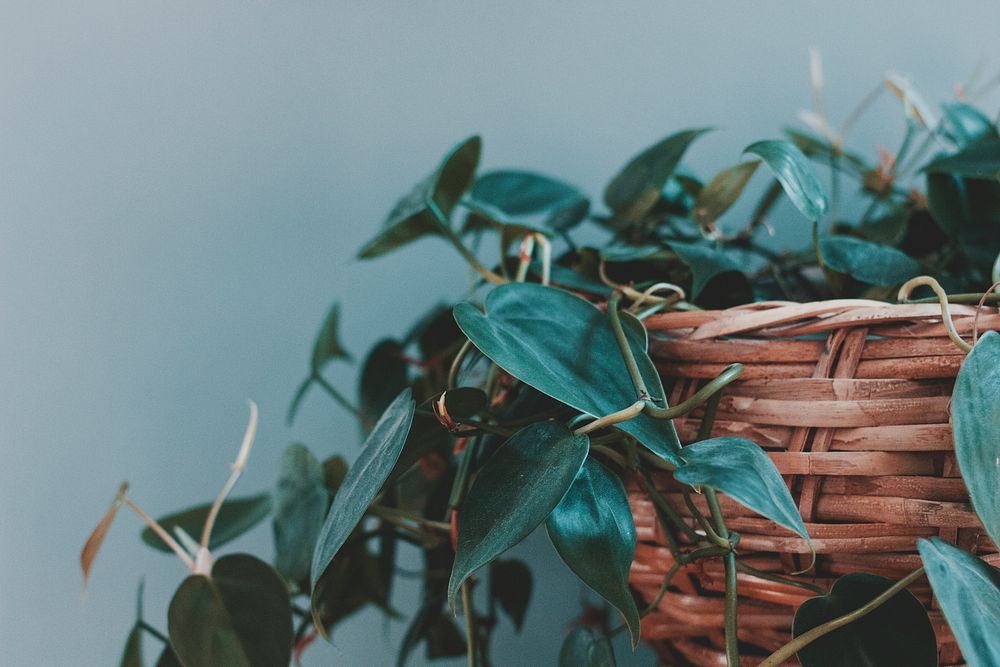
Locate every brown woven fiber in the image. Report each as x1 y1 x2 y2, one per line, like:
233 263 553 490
627 299 1000 667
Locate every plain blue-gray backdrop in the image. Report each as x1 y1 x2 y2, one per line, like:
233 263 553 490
3 2 1000 665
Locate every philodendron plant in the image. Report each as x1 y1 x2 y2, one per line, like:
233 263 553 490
84 64 1000 667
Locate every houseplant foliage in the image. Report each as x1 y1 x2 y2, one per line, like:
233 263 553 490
82 64 1000 667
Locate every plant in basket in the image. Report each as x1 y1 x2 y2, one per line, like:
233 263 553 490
82 59 1000 667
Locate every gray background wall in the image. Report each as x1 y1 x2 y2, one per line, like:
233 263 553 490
2 2 999 665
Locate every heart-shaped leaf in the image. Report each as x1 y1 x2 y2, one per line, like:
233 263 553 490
693 161 760 227
358 339 410 434
547 459 640 646
310 389 415 630
272 443 328 583
792 572 936 667
819 235 921 287
744 139 828 221
471 170 585 216
359 136 482 258
490 559 533 632
141 494 272 553
558 627 616 667
674 437 809 542
951 330 1000 547
918 537 1000 667
924 137 1000 181
167 554 292 667
447 420 589 610
454 283 683 464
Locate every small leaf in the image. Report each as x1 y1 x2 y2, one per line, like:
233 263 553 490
272 444 328 583
310 302 350 373
141 494 272 553
322 455 348 495
918 537 1000 667
666 240 751 301
675 437 809 542
167 554 292 667
951 330 1000 547
358 136 482 258
558 627 616 667
81 481 128 589
471 170 585 216
819 235 921 287
547 459 640 646
358 339 410 434
693 161 760 227
604 129 711 219
119 625 143 667
310 389 415 632
447 421 589 610
792 572 936 667
744 139 828 221
490 559 533 632
924 137 1000 181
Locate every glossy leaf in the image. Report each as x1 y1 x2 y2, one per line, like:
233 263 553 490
819 235 921 287
471 170 584 216
310 389 415 630
358 136 481 258
272 443 328 583
454 283 683 464
693 161 760 227
141 494 272 553
167 554 292 667
490 559 533 632
792 572 935 667
358 339 409 434
547 459 640 646
558 627 616 667
447 421 589 610
951 330 1000 547
604 129 711 219
924 137 1000 181
918 537 1000 667
744 139 828 221
674 437 809 542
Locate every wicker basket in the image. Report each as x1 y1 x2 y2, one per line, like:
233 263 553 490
627 299 1000 667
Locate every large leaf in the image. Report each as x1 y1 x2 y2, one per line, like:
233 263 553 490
471 170 584 216
490 559 533 632
447 421 589 610
310 389 415 630
358 136 481 258
358 339 410 434
167 554 292 667
744 140 828 221
919 538 1000 667
924 137 1000 181
547 459 640 646
674 437 809 542
951 330 1000 547
693 161 760 227
604 129 711 219
791 572 936 667
454 283 683 464
558 627 616 667
819 235 921 287
272 444 328 583
141 494 272 553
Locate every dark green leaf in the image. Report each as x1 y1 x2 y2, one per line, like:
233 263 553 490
359 136 481 258
167 554 292 667
397 604 466 667
559 627 616 667
918 537 1000 667
666 240 751 301
310 302 350 372
358 339 409 434
435 387 489 423
604 129 711 219
547 197 591 231
693 161 760 227
322 455 348 496
951 330 1000 547
448 421 589 610
792 572 936 667
490 559 533 632
819 235 921 287
310 389 415 631
675 437 809 542
312 540 390 632
119 625 143 667
547 459 640 646
926 172 967 236
141 494 272 553
272 444 328 583
744 140 828 221
941 103 998 148
471 170 584 216
924 137 1000 181
454 283 683 464
857 208 909 245
154 646 182 667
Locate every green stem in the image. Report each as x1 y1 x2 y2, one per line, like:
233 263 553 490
313 374 362 419
449 339 475 390
449 437 480 509
735 561 826 595
589 444 629 470
641 473 700 544
138 621 169 645
462 580 479 667
607 292 651 400
643 364 743 420
722 552 739 665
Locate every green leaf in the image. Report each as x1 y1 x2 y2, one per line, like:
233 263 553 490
744 139 828 221
272 443 328 583
951 330 1000 547
674 437 809 542
359 136 482 258
666 240 751 301
167 554 292 667
312 539 391 632
447 421 589 610
358 339 410 434
693 161 760 227
141 494 272 553
490 559 533 632
471 170 585 216
310 389 415 631
941 103 998 148
558 627 616 667
397 604 466 667
918 538 1000 667
154 647 182 667
792 572 936 667
454 283 683 464
310 302 350 372
819 235 921 287
604 129 711 219
927 172 967 236
547 459 640 646
924 137 1000 181
785 128 870 175
119 625 143 667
